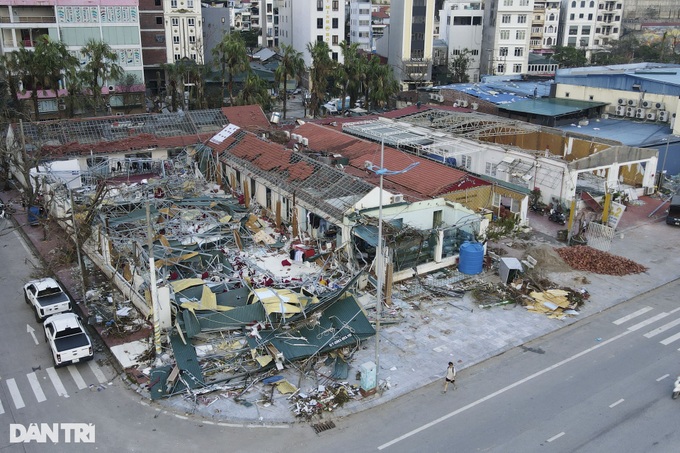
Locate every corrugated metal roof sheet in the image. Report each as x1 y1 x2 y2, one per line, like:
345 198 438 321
499 98 607 116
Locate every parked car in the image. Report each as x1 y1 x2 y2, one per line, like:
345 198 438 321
43 313 93 367
23 278 72 322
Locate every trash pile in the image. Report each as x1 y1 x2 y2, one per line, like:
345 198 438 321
556 245 648 275
289 382 361 420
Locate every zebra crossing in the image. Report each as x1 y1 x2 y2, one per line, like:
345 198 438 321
613 306 680 348
0 360 110 415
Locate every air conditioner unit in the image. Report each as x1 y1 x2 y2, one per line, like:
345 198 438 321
646 112 656 121
108 85 115 92
297 135 304 143
636 107 646 115
391 193 404 203
58 104 66 111
284 130 290 139
626 109 636 118
459 100 468 107
658 110 670 122
615 105 626 116
429 93 438 100
655 102 665 110
291 133 300 142
301 137 308 146
601 113 609 119
627 98 638 107
641 100 652 109
471 102 479 110
617 98 627 105
115 112 124 116
435 94 444 102
636 110 646 119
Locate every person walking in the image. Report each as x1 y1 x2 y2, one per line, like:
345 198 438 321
443 361 456 393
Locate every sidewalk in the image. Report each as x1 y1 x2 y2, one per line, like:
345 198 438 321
5 188 679 425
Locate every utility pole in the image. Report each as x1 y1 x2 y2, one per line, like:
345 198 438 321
145 201 162 359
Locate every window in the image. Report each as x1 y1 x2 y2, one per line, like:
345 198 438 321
171 0 177 7
516 30 525 39
191 53 196 60
173 36 180 44
499 47 508 56
571 1 576 6
485 162 497 177
582 26 591 35
473 17 482 25
154 0 161 5
172 18 179 26
188 18 195 26
460 155 471 170
579 13 584 18
156 17 163 25
189 35 196 43
332 51 338 61
588 13 593 19
317 0 323 11
332 18 338 29
518 15 527 24
520 0 529 5
613 27 618 33
580 1 585 6
500 30 510 40
502 15 511 24
332 35 338 45
174 54 181 61
513 63 522 72
317 35 323 42
548 14 555 21
317 18 323 29
569 14 574 20
569 26 578 35
514 47 523 57
188 0 193 7
497 63 505 73
503 0 513 5
332 0 338 11
590 1 594 5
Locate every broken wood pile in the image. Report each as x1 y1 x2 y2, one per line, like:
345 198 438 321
289 382 360 420
556 245 648 275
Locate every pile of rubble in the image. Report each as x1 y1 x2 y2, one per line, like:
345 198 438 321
556 245 648 275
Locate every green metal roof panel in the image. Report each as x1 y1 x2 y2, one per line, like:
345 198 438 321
169 332 204 389
192 303 267 331
499 98 608 116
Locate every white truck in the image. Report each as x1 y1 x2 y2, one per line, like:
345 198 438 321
43 313 94 367
23 278 72 322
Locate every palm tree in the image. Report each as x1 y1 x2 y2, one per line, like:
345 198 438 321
81 39 123 115
212 33 250 106
236 74 272 111
161 61 185 112
274 44 304 119
369 62 399 110
306 40 334 118
0 51 26 119
34 36 79 117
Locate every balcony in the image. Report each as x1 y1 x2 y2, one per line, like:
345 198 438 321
0 15 56 24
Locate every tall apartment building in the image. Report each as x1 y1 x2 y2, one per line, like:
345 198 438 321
482 0 534 77
277 0 345 67
0 0 144 109
163 0 202 63
439 0 485 83
377 0 435 90
530 1 560 53
559 0 622 60
349 0 372 51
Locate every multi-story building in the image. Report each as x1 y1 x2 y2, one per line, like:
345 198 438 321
201 4 230 66
277 0 345 67
482 0 534 77
0 0 144 113
163 0 202 64
620 0 679 31
530 1 560 53
376 0 435 90
252 0 276 48
349 0 372 51
439 0 484 82
559 0 622 60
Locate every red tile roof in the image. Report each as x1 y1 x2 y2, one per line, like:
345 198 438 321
221 105 271 133
292 123 489 200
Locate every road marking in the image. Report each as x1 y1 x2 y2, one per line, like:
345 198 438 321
13 229 33 258
657 374 670 381
68 366 87 390
660 331 680 346
613 307 653 325
6 378 25 409
644 317 680 338
378 329 633 451
547 432 565 443
0 397 4 414
609 398 624 408
88 361 107 384
46 367 69 398
27 372 46 403
627 313 669 331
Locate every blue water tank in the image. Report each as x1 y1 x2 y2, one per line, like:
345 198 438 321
458 241 484 275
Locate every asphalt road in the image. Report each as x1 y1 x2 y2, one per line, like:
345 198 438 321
2 215 680 453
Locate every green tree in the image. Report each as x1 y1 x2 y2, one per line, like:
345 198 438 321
212 33 250 106
274 44 305 119
552 45 588 68
81 39 124 115
368 61 399 110
236 74 272 111
161 61 185 112
0 51 25 119
449 49 472 83
306 40 334 117
35 36 79 117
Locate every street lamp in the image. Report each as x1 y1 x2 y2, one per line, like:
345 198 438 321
365 138 419 385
